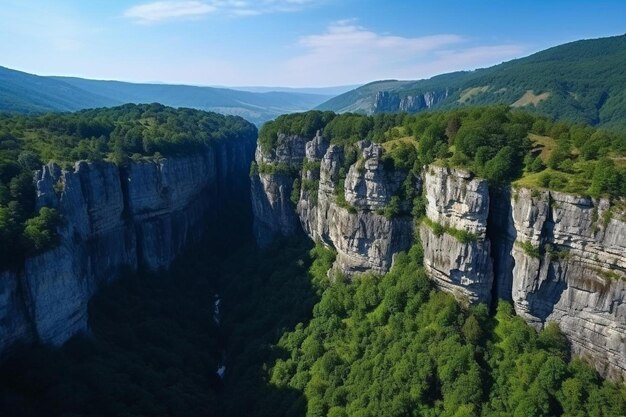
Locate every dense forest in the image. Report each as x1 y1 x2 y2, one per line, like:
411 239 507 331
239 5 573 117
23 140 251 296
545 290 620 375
0 104 256 269
259 107 626 203
318 34 626 130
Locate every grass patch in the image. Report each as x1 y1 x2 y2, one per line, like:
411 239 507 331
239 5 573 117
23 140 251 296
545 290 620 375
381 136 418 152
302 179 320 206
512 90 551 107
595 268 625 281
302 159 321 172
257 162 295 176
335 180 357 214
458 86 490 104
422 217 478 243
545 244 571 261
528 133 557 163
513 168 591 195
516 240 542 259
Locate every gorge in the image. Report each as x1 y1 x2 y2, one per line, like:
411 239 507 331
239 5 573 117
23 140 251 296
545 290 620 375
0 105 256 356
0 105 625 417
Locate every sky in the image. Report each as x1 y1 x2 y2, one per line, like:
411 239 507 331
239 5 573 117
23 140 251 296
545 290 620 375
1 0 625 87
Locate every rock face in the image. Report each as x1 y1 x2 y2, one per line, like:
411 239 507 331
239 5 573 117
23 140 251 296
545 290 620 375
419 166 493 304
509 188 626 381
251 132 626 381
252 135 413 275
374 90 448 113
251 133 308 245
344 143 406 211
0 135 255 354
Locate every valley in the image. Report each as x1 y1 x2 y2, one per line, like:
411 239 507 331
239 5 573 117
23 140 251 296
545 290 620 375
1 18 626 417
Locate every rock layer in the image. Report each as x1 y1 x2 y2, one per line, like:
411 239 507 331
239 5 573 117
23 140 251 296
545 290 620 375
374 90 448 113
0 135 255 354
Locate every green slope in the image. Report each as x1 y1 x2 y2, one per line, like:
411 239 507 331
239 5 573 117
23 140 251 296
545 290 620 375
318 34 626 129
53 77 333 124
0 66 119 113
0 66 333 124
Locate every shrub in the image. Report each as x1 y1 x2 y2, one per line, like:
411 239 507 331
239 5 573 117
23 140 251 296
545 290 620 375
382 196 401 219
518 240 542 258
22 207 62 253
291 178 301 206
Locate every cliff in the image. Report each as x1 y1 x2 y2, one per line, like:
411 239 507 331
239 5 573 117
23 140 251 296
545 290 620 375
252 133 413 275
508 188 626 380
251 132 626 381
0 135 256 354
419 166 494 305
373 91 449 113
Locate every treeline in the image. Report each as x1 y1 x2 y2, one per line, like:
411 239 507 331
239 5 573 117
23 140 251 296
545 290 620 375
259 107 626 198
0 104 256 269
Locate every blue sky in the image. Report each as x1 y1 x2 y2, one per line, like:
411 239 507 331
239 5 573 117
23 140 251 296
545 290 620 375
1 0 625 87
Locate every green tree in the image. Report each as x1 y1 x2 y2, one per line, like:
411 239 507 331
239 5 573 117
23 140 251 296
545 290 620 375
22 207 61 253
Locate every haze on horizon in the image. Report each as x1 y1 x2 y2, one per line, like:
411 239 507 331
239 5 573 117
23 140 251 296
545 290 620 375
1 0 625 88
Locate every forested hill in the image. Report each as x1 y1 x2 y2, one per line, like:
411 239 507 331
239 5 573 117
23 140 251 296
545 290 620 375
0 66 333 125
317 34 626 130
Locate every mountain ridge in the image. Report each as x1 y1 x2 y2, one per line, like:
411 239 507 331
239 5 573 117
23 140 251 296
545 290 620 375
317 33 626 129
0 66 335 124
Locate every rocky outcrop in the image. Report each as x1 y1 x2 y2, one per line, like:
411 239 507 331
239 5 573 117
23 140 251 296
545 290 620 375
251 173 301 246
0 135 255 354
251 132 308 245
419 166 493 304
509 188 626 380
374 90 448 113
252 135 413 275
255 133 308 167
344 143 406 211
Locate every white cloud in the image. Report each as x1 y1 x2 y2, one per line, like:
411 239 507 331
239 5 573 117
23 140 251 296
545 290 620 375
299 20 462 55
281 21 524 86
124 1 217 23
124 0 321 23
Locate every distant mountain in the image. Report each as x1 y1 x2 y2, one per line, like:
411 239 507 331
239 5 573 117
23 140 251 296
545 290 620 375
0 66 118 113
228 85 361 96
0 66 335 124
318 34 626 129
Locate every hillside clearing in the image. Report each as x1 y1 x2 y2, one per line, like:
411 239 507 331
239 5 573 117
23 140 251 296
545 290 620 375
512 90 551 107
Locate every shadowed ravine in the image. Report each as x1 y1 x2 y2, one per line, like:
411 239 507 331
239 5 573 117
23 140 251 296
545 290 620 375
0 221 317 417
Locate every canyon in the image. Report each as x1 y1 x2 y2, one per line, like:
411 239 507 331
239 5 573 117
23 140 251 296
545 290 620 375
0 135 255 354
0 125 623 386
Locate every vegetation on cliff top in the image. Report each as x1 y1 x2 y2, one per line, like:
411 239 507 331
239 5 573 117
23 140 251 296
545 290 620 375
0 103 257 269
259 107 626 199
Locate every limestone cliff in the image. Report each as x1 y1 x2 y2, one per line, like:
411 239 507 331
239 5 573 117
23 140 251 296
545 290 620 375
374 90 448 113
508 188 626 380
0 135 255 354
252 133 413 275
419 166 493 304
251 131 626 381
